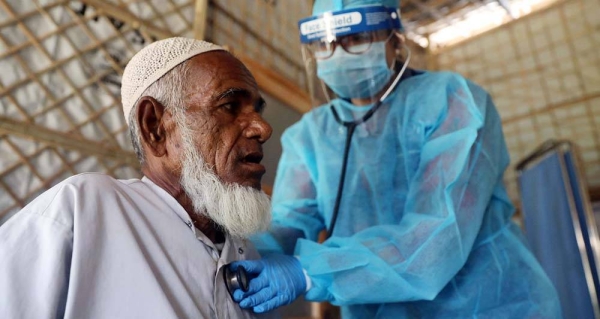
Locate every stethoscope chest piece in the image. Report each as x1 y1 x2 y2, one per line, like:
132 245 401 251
224 266 249 297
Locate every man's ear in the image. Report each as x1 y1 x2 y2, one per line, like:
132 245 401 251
137 96 168 158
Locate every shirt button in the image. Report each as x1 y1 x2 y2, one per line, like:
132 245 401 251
185 221 192 228
238 247 244 254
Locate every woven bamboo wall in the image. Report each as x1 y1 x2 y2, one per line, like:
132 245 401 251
6 0 591 223
209 0 310 90
434 0 600 203
0 0 148 222
0 0 309 223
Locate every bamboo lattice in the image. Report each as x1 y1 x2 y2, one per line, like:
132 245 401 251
0 0 152 221
208 0 310 91
0 0 311 222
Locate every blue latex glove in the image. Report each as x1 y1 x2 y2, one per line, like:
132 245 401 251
229 254 307 313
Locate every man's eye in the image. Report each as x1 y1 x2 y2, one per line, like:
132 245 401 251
256 101 266 114
221 102 237 112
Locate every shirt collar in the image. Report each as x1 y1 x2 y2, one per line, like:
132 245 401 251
141 176 195 231
140 176 249 258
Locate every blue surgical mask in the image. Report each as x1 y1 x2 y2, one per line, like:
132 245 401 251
316 41 393 99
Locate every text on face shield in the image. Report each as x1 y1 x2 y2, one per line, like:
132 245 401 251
300 12 362 35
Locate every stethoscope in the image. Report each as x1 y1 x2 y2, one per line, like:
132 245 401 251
224 266 249 298
325 46 411 238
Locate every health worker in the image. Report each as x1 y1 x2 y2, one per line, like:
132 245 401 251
230 0 562 318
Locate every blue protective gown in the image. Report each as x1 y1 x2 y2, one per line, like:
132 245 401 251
254 71 562 318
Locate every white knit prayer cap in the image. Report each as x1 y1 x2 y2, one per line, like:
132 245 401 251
121 37 225 126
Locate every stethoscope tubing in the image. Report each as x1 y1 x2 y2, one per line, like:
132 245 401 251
325 45 411 238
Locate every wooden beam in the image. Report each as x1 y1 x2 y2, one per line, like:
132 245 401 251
406 0 444 20
79 0 173 39
0 116 139 167
193 0 208 40
236 53 311 114
209 1 304 72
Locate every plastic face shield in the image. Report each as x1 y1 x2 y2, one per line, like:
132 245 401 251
298 6 403 110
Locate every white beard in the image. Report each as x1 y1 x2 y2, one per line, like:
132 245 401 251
177 118 272 239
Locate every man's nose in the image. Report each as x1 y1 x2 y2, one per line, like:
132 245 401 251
244 113 272 143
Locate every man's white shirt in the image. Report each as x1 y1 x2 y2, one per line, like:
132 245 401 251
0 173 278 319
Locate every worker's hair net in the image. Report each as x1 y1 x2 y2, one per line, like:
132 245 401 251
121 37 224 126
313 0 400 15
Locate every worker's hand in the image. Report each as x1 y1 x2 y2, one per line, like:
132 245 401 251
229 254 307 313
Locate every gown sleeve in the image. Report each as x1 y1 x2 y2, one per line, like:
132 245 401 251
252 119 325 256
294 74 512 305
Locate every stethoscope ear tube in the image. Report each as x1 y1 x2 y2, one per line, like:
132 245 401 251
326 121 357 238
326 52 411 239
326 97 382 238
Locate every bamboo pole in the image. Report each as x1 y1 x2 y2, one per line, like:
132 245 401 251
0 116 139 167
235 52 311 114
193 0 208 40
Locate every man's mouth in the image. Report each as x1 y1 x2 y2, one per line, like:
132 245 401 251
242 152 263 164
241 152 265 174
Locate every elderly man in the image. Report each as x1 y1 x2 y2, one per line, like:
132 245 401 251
0 37 277 319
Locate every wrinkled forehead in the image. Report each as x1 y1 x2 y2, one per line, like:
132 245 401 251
184 52 260 103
